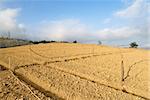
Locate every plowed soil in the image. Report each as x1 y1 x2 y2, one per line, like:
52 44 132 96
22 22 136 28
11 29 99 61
0 43 149 100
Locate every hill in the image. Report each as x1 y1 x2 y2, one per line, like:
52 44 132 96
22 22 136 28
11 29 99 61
0 43 149 100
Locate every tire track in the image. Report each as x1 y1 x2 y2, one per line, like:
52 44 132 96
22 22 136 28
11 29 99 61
0 63 64 100
42 51 132 66
4 46 133 71
1 56 150 99
0 65 41 100
14 63 40 70
8 70 41 100
14 70 65 100
14 49 134 72
29 45 134 60
123 59 150 81
29 46 93 59
2 46 148 99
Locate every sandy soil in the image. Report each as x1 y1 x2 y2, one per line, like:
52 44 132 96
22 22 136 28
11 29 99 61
15 65 144 100
0 70 38 100
0 43 149 100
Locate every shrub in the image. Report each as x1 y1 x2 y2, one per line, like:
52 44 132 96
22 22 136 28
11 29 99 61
32 41 39 44
73 40 77 43
40 40 50 43
50 40 56 43
129 42 138 48
98 40 102 45
60 41 69 43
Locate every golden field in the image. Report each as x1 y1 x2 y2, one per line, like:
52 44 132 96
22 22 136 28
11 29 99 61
0 43 150 100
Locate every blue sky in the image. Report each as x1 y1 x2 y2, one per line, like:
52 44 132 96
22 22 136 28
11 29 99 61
5 1 122 28
0 0 149 47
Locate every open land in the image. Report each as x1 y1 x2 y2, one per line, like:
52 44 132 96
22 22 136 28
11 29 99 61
0 43 150 100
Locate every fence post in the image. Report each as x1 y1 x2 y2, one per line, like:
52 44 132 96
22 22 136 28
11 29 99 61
119 48 124 82
29 45 32 63
121 60 124 81
9 56 10 69
92 46 94 54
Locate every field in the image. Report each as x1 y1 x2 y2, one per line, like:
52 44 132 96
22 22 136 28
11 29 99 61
0 43 150 100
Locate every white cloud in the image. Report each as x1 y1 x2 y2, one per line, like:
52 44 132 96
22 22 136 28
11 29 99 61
121 0 132 4
96 0 149 42
0 0 146 46
147 2 150 34
115 0 147 18
95 26 142 40
35 18 146 43
28 0 149 46
0 9 28 38
0 8 26 38
35 19 92 42
0 8 20 32
18 23 25 29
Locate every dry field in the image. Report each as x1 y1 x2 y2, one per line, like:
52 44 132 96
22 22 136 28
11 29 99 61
0 43 150 100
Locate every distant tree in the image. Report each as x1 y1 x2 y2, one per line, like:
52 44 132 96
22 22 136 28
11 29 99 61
61 41 69 43
8 31 11 39
98 40 102 45
32 41 39 44
73 40 77 43
40 40 50 43
129 42 138 48
50 40 56 43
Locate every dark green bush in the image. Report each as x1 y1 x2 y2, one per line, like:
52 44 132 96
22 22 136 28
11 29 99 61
129 42 138 48
73 40 77 43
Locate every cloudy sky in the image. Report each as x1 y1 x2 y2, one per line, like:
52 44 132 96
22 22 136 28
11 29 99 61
0 0 149 47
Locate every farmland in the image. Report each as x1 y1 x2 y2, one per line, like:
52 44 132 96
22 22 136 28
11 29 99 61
0 43 150 100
